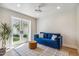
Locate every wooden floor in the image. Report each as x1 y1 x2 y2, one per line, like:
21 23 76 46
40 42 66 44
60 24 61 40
60 46 78 56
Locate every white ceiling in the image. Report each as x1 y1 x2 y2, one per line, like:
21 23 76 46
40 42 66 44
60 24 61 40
0 3 78 18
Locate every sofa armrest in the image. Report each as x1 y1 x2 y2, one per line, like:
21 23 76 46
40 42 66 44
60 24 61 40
55 36 63 48
34 34 39 38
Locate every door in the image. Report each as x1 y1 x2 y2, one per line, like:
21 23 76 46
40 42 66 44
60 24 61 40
11 16 31 47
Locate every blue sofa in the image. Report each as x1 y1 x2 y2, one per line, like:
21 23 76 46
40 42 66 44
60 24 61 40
34 32 63 49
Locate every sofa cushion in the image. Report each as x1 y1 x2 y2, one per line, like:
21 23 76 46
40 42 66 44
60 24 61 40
38 38 50 40
44 33 49 38
47 33 52 39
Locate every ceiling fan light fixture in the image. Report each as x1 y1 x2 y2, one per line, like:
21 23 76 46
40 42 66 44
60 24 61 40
35 9 42 12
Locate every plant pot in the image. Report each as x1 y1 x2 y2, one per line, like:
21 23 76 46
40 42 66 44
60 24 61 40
0 48 6 56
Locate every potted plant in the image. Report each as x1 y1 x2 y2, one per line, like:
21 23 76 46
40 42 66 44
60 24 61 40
0 23 11 56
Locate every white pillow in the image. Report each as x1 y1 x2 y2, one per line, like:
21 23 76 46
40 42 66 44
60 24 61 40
39 33 43 38
51 35 57 40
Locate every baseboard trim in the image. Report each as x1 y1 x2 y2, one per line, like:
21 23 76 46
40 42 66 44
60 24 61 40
62 46 77 51
63 44 77 50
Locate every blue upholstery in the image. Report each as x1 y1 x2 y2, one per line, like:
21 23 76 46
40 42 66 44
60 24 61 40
34 32 63 49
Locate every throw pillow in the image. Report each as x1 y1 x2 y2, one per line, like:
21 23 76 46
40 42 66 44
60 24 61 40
51 35 57 40
39 33 43 38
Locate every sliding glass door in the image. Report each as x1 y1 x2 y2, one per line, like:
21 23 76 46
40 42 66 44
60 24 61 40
11 16 31 47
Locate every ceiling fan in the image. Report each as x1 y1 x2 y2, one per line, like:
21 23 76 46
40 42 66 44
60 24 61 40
35 3 46 12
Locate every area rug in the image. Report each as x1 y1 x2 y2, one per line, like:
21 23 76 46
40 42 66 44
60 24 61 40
14 43 69 56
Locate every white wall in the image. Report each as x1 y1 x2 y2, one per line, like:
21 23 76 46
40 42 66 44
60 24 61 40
37 4 77 49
